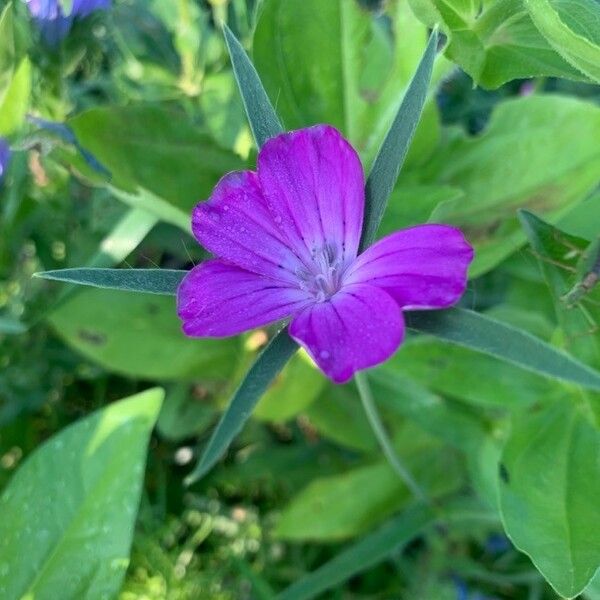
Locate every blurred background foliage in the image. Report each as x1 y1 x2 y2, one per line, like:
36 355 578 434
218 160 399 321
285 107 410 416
0 0 599 598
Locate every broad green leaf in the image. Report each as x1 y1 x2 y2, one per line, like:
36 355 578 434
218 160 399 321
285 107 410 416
185 331 298 485
36 268 187 295
0 388 163 600
423 95 600 276
370 369 488 452
377 183 464 236
584 570 600 600
405 308 600 392
254 350 325 422
407 0 589 87
157 384 215 442
277 504 435 600
253 0 440 166
305 384 377 453
223 23 283 148
0 2 16 107
526 0 600 83
380 337 556 409
360 27 438 249
276 426 461 540
499 399 600 597
68 105 244 212
199 70 248 150
49 288 237 380
0 56 30 136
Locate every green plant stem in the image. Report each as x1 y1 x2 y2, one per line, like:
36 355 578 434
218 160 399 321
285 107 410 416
354 371 429 504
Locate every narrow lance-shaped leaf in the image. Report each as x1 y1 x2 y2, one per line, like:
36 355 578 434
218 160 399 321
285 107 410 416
360 27 438 250
183 26 297 483
222 23 284 149
185 330 299 485
277 504 435 600
35 268 600 392
405 307 600 392
34 268 187 295
175 26 437 482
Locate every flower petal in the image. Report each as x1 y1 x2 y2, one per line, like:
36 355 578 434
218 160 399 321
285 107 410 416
177 260 312 337
192 171 304 284
345 224 474 310
289 284 404 383
258 125 365 266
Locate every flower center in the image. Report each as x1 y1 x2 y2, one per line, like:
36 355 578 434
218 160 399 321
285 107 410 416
296 243 344 302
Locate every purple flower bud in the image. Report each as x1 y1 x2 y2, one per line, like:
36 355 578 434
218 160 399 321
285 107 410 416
26 0 111 46
0 138 10 183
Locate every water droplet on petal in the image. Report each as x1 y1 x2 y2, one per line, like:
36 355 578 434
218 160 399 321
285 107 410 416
319 350 330 360
274 215 282 224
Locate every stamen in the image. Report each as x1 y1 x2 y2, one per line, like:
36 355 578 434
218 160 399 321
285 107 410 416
295 242 344 301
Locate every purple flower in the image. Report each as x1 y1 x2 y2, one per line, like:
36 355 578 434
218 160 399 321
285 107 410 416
177 126 473 383
27 0 111 45
0 138 10 183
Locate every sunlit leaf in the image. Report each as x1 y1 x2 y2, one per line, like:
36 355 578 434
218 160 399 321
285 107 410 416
49 288 237 381
0 388 163 600
526 0 600 83
499 399 600 598
407 0 590 87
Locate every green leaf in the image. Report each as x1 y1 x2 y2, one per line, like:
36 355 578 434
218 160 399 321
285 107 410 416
423 95 600 276
185 330 299 485
381 337 556 410
407 0 590 87
305 384 377 453
499 399 600 598
0 2 16 108
360 27 438 249
370 369 488 453
68 105 244 214
0 388 163 600
35 268 187 295
157 384 216 442
253 0 442 167
277 504 435 600
377 183 464 236
526 0 600 83
0 56 30 136
276 434 461 540
405 307 600 391
518 210 600 367
254 350 325 422
49 288 237 381
584 570 600 600
222 23 283 148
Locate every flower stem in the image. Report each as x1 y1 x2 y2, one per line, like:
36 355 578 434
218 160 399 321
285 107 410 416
354 371 429 504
